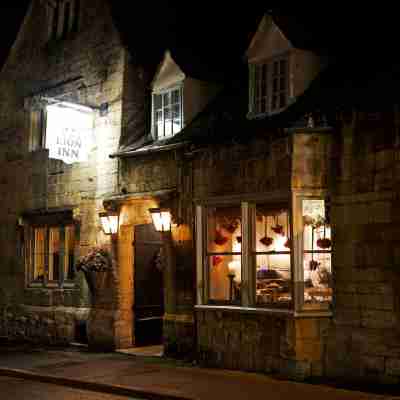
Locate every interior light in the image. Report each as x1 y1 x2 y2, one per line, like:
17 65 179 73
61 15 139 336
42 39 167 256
99 211 119 235
149 208 172 232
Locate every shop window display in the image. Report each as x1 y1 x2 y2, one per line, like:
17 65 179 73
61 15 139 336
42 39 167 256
207 206 242 304
302 199 332 305
254 206 292 307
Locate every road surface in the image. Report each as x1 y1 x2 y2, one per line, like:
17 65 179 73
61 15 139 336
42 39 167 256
0 376 142 400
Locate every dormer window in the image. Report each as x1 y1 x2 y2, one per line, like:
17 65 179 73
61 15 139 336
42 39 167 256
48 0 80 41
249 55 289 116
152 86 183 140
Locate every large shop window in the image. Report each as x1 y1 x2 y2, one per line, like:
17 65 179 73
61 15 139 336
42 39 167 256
196 198 332 312
27 224 76 287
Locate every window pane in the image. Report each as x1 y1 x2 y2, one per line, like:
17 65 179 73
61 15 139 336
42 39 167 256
163 92 170 106
172 117 181 135
155 110 163 137
302 199 332 305
280 93 286 108
65 225 75 280
154 94 162 110
171 89 180 104
280 77 286 91
207 206 242 253
34 228 46 281
303 253 332 304
272 95 277 110
280 59 287 74
261 64 268 83
273 77 278 93
256 255 291 306
209 255 241 303
172 104 180 119
49 227 60 281
254 205 291 307
273 61 279 75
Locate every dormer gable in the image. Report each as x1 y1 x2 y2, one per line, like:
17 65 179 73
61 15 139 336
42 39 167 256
246 15 321 119
246 15 293 64
150 51 221 141
152 50 186 93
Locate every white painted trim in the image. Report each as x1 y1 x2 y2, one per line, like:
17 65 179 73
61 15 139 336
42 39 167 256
195 205 204 305
195 304 293 316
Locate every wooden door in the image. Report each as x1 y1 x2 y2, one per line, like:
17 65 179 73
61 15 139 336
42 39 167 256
133 224 164 346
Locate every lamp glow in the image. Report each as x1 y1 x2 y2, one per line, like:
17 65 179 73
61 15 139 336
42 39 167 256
99 211 119 235
149 208 172 232
228 260 241 283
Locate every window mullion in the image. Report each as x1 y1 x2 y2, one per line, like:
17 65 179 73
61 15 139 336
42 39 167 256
241 202 253 307
59 226 65 287
292 194 304 311
196 205 205 305
44 227 49 286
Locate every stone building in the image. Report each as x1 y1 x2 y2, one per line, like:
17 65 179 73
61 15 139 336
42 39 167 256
0 0 147 349
1 1 400 386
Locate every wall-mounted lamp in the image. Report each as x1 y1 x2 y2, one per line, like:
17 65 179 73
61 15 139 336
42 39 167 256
149 208 172 232
99 211 119 235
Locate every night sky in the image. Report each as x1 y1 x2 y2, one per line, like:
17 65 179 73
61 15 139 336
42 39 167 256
0 3 399 81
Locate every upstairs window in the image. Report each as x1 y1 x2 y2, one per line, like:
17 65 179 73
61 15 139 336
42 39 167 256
152 87 183 140
249 56 289 116
49 0 80 41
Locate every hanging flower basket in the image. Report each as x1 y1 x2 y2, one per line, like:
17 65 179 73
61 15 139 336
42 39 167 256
236 236 242 244
309 260 320 271
271 224 284 236
316 237 331 249
76 246 112 273
214 230 228 246
260 236 273 247
212 255 223 266
76 246 113 296
260 215 273 247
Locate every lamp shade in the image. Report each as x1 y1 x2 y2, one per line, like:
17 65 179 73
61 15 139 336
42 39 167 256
99 211 119 235
149 208 171 232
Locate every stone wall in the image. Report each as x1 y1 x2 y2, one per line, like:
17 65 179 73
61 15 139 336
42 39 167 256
196 309 329 380
192 136 291 198
326 109 400 384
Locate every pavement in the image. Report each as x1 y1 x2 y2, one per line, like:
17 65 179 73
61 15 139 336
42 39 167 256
0 343 399 400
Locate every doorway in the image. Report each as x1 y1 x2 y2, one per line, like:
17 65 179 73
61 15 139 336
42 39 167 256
133 224 164 346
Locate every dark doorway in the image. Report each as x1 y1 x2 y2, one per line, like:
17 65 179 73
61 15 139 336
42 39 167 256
133 224 164 346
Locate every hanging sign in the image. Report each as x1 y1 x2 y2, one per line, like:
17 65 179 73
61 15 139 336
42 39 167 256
45 104 94 164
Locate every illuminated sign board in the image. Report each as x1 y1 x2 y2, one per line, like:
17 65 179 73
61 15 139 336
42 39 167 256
45 104 94 164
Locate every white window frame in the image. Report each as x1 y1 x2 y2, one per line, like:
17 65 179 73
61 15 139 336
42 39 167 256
196 193 332 315
152 85 184 140
249 54 290 117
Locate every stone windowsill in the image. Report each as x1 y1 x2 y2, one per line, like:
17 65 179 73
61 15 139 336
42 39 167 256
195 304 332 318
26 283 77 291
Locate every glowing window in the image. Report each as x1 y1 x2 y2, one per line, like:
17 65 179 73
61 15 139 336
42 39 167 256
28 224 76 286
152 87 183 139
249 56 289 116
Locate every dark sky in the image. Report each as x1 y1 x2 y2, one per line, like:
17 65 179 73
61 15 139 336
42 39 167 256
1 3 399 79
